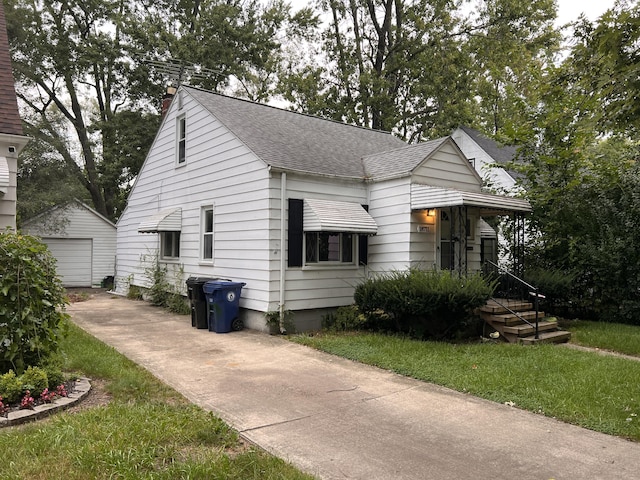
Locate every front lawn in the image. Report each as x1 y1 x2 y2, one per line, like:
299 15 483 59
0 323 315 480
564 319 640 357
292 331 640 441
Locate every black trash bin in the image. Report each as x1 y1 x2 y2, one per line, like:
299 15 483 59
186 277 221 329
203 280 246 333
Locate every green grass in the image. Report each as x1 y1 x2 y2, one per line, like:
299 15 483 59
291 332 640 441
564 319 640 357
0 323 315 480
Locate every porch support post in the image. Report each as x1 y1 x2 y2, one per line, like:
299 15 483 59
513 212 525 278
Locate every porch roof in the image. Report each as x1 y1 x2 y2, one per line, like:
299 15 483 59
410 185 531 215
138 207 182 233
303 198 377 234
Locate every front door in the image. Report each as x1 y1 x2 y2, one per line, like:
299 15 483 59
438 207 468 273
440 210 454 270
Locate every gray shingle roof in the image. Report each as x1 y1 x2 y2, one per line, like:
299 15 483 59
362 137 449 179
184 86 407 178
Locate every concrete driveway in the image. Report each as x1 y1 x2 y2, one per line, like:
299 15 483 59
67 293 640 480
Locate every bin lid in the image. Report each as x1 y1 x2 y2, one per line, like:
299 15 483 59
203 280 246 294
186 276 228 285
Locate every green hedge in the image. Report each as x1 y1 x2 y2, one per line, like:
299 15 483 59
354 269 497 339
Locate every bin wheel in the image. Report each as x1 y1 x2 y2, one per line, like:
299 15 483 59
232 318 244 331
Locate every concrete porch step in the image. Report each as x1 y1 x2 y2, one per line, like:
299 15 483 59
481 310 544 326
503 320 559 337
479 299 533 315
519 330 572 345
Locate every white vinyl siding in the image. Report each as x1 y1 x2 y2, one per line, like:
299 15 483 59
412 141 482 192
278 174 369 311
116 90 273 309
367 177 413 273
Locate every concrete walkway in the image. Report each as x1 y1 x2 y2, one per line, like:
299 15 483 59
67 293 640 480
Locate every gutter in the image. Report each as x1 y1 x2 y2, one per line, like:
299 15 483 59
279 171 287 333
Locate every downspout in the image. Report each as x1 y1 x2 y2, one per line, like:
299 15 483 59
279 171 287 333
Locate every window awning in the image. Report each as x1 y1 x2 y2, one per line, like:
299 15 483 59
0 156 9 195
303 199 377 234
138 207 182 233
411 185 531 215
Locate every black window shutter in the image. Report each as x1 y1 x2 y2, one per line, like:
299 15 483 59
288 199 303 267
359 204 369 266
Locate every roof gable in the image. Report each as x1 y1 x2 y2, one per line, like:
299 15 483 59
0 2 23 137
183 86 406 179
456 126 523 181
363 137 448 180
22 199 116 231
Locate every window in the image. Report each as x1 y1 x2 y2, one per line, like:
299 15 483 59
176 115 186 165
161 231 180 259
305 232 354 264
202 206 214 261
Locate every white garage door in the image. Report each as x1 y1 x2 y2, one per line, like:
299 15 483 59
43 238 92 287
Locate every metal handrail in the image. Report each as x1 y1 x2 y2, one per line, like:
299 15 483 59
485 260 540 339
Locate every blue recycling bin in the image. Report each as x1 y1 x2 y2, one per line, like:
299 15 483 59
203 281 246 333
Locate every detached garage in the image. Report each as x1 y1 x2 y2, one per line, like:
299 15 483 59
21 200 116 288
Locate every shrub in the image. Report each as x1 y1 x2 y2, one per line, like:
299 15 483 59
354 268 497 339
0 370 22 403
127 284 144 300
43 366 65 390
167 292 190 315
322 305 367 332
0 231 69 374
265 307 295 334
524 268 577 316
20 366 49 397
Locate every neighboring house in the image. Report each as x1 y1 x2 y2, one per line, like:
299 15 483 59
115 86 530 331
0 1 29 230
22 200 117 288
451 125 522 194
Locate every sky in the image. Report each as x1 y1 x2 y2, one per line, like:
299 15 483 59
289 1 619 27
555 0 617 26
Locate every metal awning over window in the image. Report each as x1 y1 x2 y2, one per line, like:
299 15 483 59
303 199 377 234
138 207 182 233
0 156 9 195
411 185 531 215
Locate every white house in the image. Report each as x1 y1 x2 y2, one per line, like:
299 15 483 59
115 86 530 331
22 200 117 288
0 1 29 230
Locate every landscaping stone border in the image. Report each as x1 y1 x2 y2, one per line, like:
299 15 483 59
0 377 91 428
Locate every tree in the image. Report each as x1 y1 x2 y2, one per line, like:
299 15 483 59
515 2 640 322
467 0 560 140
7 0 314 221
6 0 161 220
278 0 560 142
568 0 640 137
